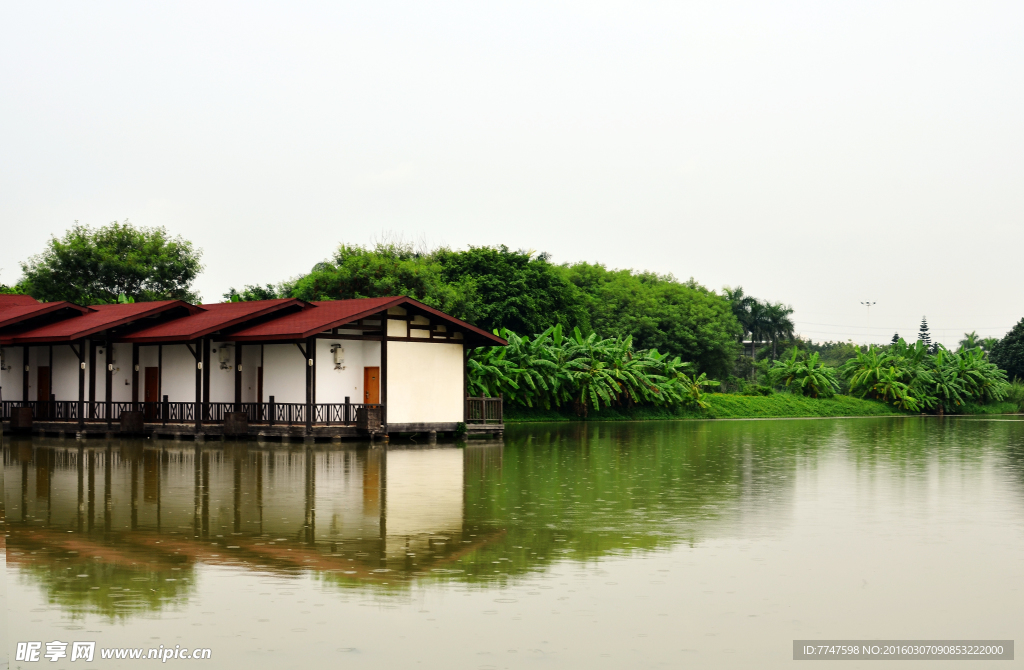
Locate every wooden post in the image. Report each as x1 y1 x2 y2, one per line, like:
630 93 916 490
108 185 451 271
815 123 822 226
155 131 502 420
22 345 29 402
463 345 468 422
269 395 275 426
105 340 113 429
344 396 351 424
194 346 202 433
157 344 163 409
234 342 242 411
48 345 53 414
88 341 96 417
131 343 139 407
305 336 315 434
202 338 211 420
77 340 85 431
380 312 388 427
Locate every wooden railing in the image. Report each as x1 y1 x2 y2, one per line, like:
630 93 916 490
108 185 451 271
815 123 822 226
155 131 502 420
465 396 503 424
1 400 382 427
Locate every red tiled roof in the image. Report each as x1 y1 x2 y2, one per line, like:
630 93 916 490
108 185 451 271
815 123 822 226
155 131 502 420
120 299 306 343
229 296 400 341
0 301 92 330
0 295 42 310
7 301 198 343
228 296 506 345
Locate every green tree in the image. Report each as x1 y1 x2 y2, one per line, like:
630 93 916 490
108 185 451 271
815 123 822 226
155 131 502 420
560 263 740 377
18 221 203 305
768 349 840 398
958 331 980 350
437 246 589 335
990 318 1024 381
223 284 283 302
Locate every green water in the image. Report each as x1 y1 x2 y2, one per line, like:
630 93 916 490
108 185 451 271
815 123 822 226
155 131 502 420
5 417 1024 668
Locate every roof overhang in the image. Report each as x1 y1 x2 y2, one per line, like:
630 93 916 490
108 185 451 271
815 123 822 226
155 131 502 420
119 299 308 343
7 301 201 344
0 301 92 330
228 297 507 346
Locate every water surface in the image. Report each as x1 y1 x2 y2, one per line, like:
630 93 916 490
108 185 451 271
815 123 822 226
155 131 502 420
6 417 1024 668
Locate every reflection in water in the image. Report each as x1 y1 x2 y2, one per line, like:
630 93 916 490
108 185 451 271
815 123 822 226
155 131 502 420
6 416 1024 631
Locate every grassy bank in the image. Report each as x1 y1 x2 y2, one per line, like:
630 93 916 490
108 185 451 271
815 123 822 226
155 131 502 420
504 394 1020 423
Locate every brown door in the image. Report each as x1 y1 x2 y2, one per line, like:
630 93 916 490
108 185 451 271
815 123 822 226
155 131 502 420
37 366 51 418
144 367 159 420
257 366 263 403
363 367 380 404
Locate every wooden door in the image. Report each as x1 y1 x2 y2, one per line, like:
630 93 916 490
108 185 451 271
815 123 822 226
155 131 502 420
144 367 159 420
363 367 380 405
37 366 51 418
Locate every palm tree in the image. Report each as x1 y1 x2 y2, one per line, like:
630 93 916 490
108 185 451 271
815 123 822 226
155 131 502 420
764 302 795 360
958 331 980 351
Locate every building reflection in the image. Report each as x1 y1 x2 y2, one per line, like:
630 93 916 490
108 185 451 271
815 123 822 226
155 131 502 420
6 420 812 621
4 437 506 618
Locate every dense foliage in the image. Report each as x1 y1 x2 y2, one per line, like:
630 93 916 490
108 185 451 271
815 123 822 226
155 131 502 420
468 325 718 414
840 338 1009 412
561 264 741 376
232 241 741 376
989 318 1024 382
768 349 842 398
16 221 203 305
723 286 794 360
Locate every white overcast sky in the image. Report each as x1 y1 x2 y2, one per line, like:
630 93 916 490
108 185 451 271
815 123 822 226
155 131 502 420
2 1 1022 346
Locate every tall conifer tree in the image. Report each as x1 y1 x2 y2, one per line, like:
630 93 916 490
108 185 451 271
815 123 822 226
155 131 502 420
917 317 932 349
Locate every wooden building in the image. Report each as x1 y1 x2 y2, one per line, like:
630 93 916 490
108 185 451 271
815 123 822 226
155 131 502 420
0 295 505 440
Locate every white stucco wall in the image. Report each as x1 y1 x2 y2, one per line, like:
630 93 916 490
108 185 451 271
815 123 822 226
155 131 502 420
207 343 236 403
386 341 464 424
257 340 382 405
315 339 381 404
261 343 307 404
156 344 198 402
0 346 24 401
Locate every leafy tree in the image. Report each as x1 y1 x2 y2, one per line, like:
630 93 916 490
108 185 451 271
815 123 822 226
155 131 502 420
768 349 840 398
17 220 203 305
288 243 466 311
891 333 900 345
467 324 718 415
764 302 795 360
223 284 283 302
990 318 1024 381
561 263 740 377
958 331 980 350
438 246 589 335
841 337 1008 413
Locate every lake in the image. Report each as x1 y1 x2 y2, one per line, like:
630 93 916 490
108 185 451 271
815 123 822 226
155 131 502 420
5 416 1024 668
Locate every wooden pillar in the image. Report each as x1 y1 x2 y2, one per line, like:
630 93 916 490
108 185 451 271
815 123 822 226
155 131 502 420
194 343 202 433
202 338 211 416
104 340 113 429
48 345 53 400
463 344 468 422
305 336 315 434
131 344 139 406
88 341 96 410
77 340 86 431
22 345 29 402
380 313 388 427
234 342 242 411
157 344 163 404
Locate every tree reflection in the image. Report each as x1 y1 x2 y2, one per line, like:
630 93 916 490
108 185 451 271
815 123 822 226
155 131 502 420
7 416 1020 619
